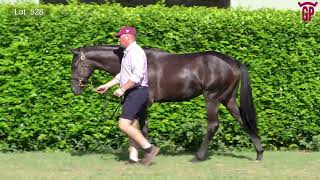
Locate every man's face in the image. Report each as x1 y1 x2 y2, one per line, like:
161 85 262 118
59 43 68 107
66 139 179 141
119 34 129 48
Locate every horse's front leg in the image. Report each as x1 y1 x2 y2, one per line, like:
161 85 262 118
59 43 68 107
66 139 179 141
139 117 149 141
192 100 219 162
139 101 152 142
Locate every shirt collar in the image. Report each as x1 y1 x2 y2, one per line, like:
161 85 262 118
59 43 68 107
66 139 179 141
124 41 137 55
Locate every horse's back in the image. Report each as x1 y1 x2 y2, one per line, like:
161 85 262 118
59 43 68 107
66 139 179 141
145 50 241 102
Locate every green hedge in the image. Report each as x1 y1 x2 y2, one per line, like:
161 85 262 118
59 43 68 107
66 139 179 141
0 4 319 152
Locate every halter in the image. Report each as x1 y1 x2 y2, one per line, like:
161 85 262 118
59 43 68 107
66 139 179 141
72 50 91 87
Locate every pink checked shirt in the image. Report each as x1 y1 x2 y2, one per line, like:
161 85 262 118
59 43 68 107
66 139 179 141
115 42 148 87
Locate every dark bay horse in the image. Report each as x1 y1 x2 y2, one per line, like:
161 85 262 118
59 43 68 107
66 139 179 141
70 45 264 161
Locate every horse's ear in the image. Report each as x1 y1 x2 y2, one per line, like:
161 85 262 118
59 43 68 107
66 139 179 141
70 48 80 54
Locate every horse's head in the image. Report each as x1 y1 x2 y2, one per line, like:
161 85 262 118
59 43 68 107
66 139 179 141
70 48 95 95
70 46 124 95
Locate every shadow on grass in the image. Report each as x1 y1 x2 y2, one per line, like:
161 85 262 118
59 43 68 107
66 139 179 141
70 148 254 162
208 151 254 161
79 150 255 162
159 150 254 161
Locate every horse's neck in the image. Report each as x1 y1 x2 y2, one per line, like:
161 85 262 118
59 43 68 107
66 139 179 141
87 51 121 76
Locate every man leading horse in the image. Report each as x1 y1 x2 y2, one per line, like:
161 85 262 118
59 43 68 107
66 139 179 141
70 26 264 163
96 26 160 165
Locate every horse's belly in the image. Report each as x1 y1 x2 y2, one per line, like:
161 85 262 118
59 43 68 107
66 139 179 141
155 73 203 102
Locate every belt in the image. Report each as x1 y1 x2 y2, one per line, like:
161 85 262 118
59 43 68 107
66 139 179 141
136 85 148 89
124 86 148 95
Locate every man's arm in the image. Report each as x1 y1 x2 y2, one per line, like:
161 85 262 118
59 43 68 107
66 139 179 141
122 51 146 92
105 73 121 88
121 80 136 92
96 74 120 94
114 51 145 96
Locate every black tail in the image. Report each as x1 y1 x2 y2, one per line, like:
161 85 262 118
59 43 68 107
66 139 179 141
239 63 258 136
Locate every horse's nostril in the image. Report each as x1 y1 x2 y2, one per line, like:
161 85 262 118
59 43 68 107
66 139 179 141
71 83 83 95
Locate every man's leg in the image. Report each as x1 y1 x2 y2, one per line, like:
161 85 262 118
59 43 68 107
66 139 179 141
128 120 140 162
119 118 151 149
119 118 160 165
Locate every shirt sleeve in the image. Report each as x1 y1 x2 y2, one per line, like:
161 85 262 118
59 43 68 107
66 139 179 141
115 73 120 81
129 50 146 84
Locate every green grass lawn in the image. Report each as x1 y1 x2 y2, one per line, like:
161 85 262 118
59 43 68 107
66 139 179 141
0 151 319 180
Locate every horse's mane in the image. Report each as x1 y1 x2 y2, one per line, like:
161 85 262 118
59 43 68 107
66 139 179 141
75 44 227 59
78 44 120 52
78 44 165 52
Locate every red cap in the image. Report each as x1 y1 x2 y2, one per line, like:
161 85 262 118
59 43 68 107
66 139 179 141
115 26 137 37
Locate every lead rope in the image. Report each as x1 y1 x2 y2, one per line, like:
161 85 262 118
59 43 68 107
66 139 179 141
100 93 124 151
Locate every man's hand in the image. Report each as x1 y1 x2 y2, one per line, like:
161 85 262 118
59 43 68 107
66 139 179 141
113 88 125 97
96 84 109 94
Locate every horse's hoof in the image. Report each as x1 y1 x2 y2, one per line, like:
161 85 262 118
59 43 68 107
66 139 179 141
256 153 263 161
191 157 201 163
190 156 204 163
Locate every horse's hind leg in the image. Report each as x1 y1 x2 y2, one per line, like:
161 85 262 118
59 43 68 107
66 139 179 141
222 97 264 160
192 99 219 162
